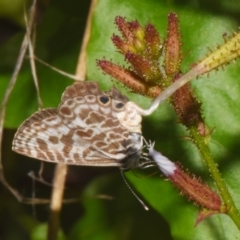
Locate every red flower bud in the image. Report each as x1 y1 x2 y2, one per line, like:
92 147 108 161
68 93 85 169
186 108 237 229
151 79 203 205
115 16 135 45
149 144 222 213
145 24 162 59
125 52 162 82
172 76 202 127
164 13 182 76
112 34 136 54
96 59 161 97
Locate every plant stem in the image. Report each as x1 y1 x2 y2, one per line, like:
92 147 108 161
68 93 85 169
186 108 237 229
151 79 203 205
47 0 97 239
189 126 240 229
47 164 67 240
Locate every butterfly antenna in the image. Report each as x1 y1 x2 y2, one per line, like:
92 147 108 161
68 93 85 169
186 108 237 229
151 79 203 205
120 170 149 211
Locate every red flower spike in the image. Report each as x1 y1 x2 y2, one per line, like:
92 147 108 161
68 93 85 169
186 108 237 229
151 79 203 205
133 38 146 53
149 145 222 213
114 17 146 54
172 74 207 136
113 17 165 83
146 85 162 98
112 34 136 54
164 13 182 76
125 52 163 82
115 16 135 45
129 21 145 40
96 59 162 97
169 164 222 211
145 23 162 59
172 78 202 126
128 21 146 52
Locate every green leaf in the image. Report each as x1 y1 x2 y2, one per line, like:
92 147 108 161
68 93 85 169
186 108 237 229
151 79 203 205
31 223 66 240
86 0 240 239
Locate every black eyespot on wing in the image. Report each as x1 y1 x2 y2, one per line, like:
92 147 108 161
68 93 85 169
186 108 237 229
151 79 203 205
115 102 124 109
99 95 110 104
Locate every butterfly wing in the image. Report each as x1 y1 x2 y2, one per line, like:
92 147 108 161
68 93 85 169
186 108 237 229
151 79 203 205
58 82 135 161
12 82 141 167
12 108 123 166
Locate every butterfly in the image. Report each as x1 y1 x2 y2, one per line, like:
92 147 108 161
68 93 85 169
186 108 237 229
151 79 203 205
12 81 145 170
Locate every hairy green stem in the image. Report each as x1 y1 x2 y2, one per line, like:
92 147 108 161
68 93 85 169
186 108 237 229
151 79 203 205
189 126 240 229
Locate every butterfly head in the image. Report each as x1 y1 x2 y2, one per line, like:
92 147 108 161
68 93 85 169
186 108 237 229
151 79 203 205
117 101 142 134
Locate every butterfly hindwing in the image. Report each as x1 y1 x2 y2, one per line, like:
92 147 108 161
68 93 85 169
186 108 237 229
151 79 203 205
12 108 125 166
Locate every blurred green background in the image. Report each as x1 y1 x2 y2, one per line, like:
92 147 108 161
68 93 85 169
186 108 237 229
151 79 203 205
1 0 240 239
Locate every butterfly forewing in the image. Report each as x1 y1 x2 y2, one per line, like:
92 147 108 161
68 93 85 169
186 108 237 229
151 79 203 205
58 83 132 160
12 82 142 168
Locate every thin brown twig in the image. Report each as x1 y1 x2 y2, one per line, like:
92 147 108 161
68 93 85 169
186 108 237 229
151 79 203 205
33 56 84 81
0 0 41 204
24 6 43 110
47 164 67 240
75 0 97 80
47 0 98 239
